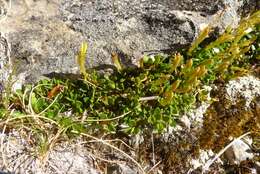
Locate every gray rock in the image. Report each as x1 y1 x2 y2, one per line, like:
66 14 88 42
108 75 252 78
0 0 257 84
225 75 260 108
224 138 254 165
238 0 259 16
0 130 100 174
107 163 138 174
0 32 11 92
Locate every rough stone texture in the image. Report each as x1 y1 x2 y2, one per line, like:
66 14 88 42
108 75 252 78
238 0 259 16
224 138 254 165
0 130 99 174
0 33 10 91
226 75 260 107
0 0 257 84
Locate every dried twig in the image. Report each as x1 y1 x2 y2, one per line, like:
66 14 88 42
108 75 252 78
202 132 251 173
86 111 131 122
72 131 146 174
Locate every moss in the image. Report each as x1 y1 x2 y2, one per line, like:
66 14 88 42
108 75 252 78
199 88 259 152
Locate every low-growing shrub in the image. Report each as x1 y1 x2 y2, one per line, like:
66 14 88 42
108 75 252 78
0 11 259 135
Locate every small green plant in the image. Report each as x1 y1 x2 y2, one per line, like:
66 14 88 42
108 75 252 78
0 11 259 136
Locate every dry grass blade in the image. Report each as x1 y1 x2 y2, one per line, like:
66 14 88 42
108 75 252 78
28 84 51 115
39 128 66 163
147 160 162 174
202 132 251 173
86 111 131 122
80 138 134 150
139 96 159 101
0 118 9 169
38 93 61 116
0 114 59 127
72 131 146 174
90 152 124 164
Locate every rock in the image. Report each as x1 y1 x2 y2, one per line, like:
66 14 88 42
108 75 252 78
238 0 260 16
0 130 100 174
225 75 260 108
224 138 254 165
107 163 138 174
0 33 10 88
190 150 221 170
0 0 257 85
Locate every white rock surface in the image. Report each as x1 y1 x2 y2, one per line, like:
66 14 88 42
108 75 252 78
225 138 254 164
190 150 220 170
226 75 260 107
0 130 99 174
